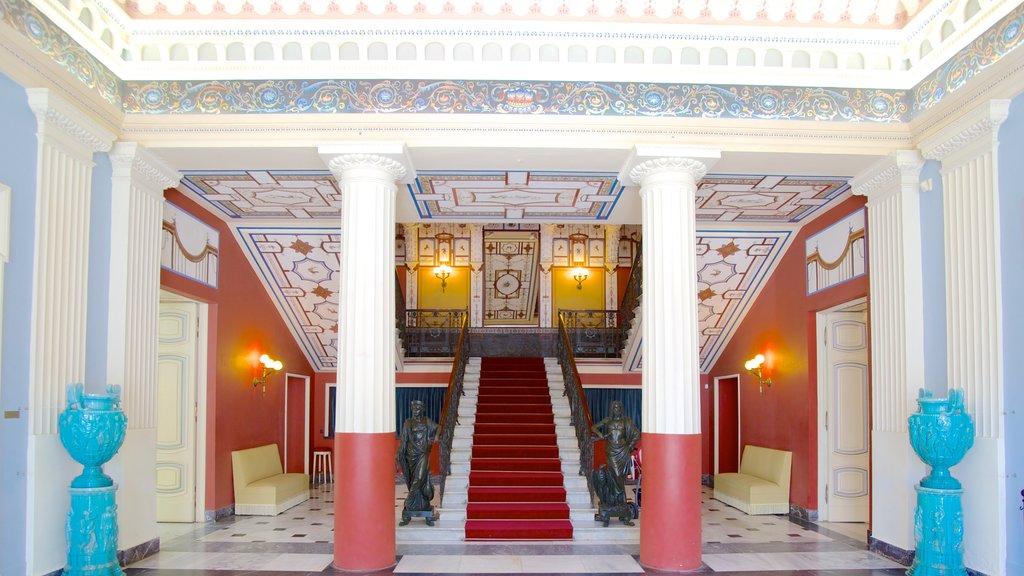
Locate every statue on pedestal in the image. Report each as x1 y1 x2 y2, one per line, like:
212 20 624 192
396 399 438 526
591 400 640 526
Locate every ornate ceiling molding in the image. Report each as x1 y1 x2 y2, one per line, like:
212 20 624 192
919 98 1010 162
850 150 924 201
26 87 116 154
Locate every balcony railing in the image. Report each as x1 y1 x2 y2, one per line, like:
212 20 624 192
559 309 621 358
401 309 468 357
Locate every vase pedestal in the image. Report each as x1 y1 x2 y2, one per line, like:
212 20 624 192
66 485 123 576
908 485 966 576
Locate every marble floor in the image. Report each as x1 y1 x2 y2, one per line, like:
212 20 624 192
125 485 903 575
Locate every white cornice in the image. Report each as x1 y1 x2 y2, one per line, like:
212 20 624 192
918 99 1010 164
109 142 182 195
26 88 116 154
850 150 924 202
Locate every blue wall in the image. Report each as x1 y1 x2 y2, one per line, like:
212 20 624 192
0 71 38 576
998 93 1024 576
85 154 112 388
919 159 948 393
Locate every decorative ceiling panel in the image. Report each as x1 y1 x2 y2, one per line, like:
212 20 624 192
625 230 794 373
181 171 342 219
234 227 340 372
696 175 850 223
409 171 623 220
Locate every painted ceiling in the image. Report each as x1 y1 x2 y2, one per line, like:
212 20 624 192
181 170 849 223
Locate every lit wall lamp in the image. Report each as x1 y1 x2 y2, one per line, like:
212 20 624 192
433 264 452 292
571 267 589 290
253 354 283 394
744 353 772 393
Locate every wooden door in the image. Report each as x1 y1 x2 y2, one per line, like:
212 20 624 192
715 376 740 474
156 301 198 522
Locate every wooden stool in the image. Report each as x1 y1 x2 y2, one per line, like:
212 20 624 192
312 450 332 485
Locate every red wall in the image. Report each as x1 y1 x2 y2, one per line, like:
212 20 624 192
703 196 869 511
161 189 315 512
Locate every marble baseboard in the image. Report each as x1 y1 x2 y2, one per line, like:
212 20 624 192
788 503 818 522
205 503 235 522
867 533 914 566
118 537 159 566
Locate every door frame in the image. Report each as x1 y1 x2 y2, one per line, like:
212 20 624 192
283 373 310 474
713 373 741 475
815 296 868 521
158 291 209 522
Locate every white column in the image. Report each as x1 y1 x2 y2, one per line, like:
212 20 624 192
25 88 115 575
604 224 621 311
107 143 179 429
920 100 1009 576
625 147 718 571
539 224 554 327
850 151 926 551
322 145 410 435
626 150 718 434
470 224 484 327
0 183 10 401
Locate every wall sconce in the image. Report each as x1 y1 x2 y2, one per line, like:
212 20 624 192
571 267 589 290
253 354 283 394
433 264 452 292
744 353 772 393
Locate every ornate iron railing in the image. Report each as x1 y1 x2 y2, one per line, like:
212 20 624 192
436 314 470 507
559 310 622 358
402 309 467 357
619 243 642 349
556 315 596 507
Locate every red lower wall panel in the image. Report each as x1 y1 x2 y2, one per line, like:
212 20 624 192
702 196 869 511
161 189 315 512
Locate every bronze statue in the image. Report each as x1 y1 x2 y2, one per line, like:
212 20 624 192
396 399 438 526
591 400 640 526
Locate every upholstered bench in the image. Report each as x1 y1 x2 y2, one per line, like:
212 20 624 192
713 445 792 515
231 444 309 516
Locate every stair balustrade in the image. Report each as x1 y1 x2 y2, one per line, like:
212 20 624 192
556 315 596 508
618 244 642 350
402 308 467 357
436 314 470 507
559 310 621 358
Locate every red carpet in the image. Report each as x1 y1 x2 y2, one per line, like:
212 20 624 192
464 357 573 540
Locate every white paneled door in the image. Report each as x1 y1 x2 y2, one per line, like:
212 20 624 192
156 301 199 522
824 310 870 522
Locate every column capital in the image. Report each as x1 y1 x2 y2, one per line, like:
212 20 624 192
27 88 115 156
319 142 413 182
619 145 720 186
919 100 1010 164
110 142 181 197
850 151 924 202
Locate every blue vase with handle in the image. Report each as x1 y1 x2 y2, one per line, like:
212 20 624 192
59 383 128 575
907 388 973 576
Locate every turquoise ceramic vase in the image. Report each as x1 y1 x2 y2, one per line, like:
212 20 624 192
59 383 128 575
59 383 128 488
907 388 973 576
908 389 974 490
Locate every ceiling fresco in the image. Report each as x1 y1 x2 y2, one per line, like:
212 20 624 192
179 170 851 223
624 230 794 373
234 227 341 372
409 171 624 220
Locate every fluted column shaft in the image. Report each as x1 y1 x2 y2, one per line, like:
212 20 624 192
626 148 718 572
920 100 1009 576
323 146 408 573
108 143 179 429
850 151 926 551
26 89 114 434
